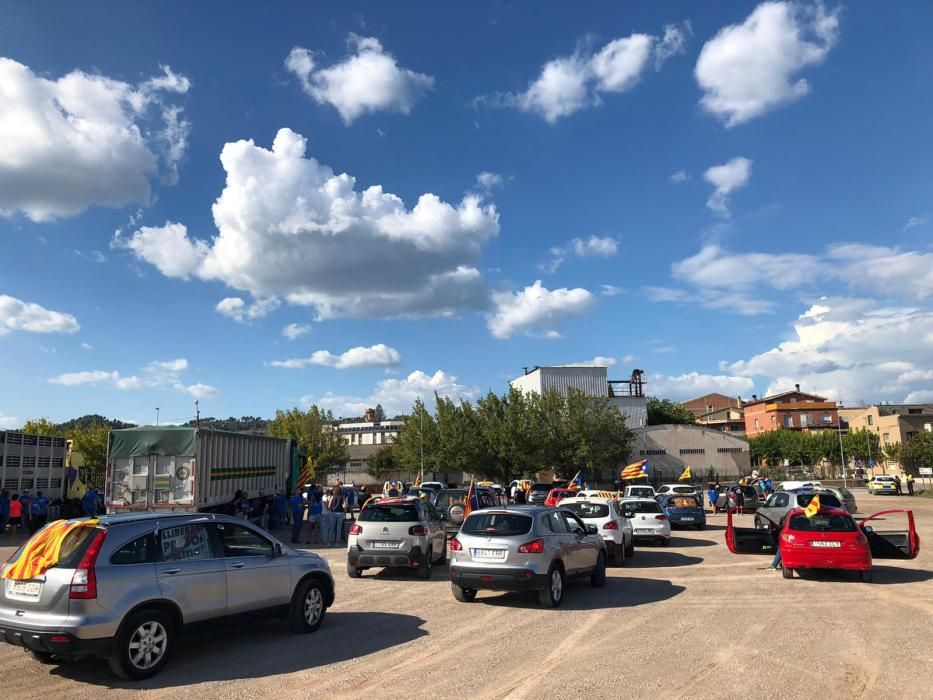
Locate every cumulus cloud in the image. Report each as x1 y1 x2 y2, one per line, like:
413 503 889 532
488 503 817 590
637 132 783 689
119 128 499 320
270 343 402 370
0 294 79 335
488 280 597 339
704 157 752 216
726 298 933 404
570 356 617 368
48 358 217 398
0 414 19 429
650 372 755 401
81 342 93 350
182 383 219 399
285 36 433 123
306 369 478 418
695 1 841 127
475 171 508 195
215 296 280 323
0 58 190 221
484 22 689 123
669 170 689 183
282 323 311 341
541 235 619 273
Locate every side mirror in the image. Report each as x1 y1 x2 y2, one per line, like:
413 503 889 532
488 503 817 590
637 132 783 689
862 526 873 535
275 543 285 557
587 524 598 535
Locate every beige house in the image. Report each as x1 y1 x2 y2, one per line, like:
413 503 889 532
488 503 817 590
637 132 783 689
845 404 933 475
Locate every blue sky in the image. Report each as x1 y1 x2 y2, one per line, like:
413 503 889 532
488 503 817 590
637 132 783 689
2 1 932 427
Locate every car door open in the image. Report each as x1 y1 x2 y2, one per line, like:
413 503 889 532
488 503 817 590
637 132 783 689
859 510 920 560
725 508 777 555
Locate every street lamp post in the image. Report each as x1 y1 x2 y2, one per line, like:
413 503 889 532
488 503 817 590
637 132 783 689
155 407 160 426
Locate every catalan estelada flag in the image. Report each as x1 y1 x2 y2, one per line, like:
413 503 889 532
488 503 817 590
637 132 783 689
295 459 314 492
621 460 650 480
804 495 820 518
679 466 692 482
566 471 583 490
463 479 479 519
3 519 100 581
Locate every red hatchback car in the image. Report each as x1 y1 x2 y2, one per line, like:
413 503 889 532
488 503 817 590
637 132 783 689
726 507 919 582
544 488 576 507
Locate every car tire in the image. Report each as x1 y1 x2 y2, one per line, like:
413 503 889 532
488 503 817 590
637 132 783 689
782 566 794 579
616 542 626 567
625 538 635 558
417 548 433 579
660 537 670 546
346 561 362 578
435 543 447 566
697 523 706 531
108 608 175 680
538 564 564 608
29 650 57 665
591 552 607 587
289 578 327 634
860 569 873 583
451 583 477 602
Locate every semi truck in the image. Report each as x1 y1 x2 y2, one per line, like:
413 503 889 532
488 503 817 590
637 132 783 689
105 426 302 513
0 431 67 500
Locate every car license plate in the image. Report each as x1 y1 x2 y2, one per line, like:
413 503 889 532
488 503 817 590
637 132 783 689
10 581 42 597
371 541 400 549
680 517 695 522
811 541 841 548
471 548 506 560
635 528 654 533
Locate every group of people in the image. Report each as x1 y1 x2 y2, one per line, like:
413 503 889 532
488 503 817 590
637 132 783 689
0 490 50 537
889 473 915 496
289 483 354 547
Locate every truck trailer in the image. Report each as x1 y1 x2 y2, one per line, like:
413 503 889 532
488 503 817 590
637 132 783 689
0 431 67 500
105 426 299 513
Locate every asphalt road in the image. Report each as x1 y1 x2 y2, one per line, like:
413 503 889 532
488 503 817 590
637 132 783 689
0 489 930 699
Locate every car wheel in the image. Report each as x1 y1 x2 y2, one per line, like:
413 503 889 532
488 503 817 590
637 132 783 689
860 569 873 583
435 543 447 566
289 578 327 633
697 523 706 531
538 564 564 608
625 538 635 558
591 552 607 587
451 583 477 602
660 537 670 546
346 561 362 578
616 542 626 567
108 609 175 680
782 566 794 579
29 650 57 665
417 548 433 579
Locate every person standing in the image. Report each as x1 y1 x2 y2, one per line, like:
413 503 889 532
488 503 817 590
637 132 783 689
30 491 49 532
906 473 915 496
273 489 286 530
329 485 346 545
9 495 22 537
0 490 9 535
82 488 98 517
19 491 32 535
766 516 786 571
259 493 271 531
707 483 718 515
894 475 903 496
289 489 305 544
320 489 334 547
306 491 322 544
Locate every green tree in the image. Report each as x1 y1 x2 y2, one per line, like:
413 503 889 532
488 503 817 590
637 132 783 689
373 404 387 422
647 398 696 426
267 406 349 480
70 423 110 473
20 418 64 436
474 391 514 484
367 446 400 481
881 441 901 469
900 432 933 475
391 399 438 474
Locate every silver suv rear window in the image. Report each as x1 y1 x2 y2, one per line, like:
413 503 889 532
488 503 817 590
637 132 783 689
359 505 419 522
461 513 532 536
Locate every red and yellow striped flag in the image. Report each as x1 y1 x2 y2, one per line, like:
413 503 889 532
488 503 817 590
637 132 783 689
3 519 100 581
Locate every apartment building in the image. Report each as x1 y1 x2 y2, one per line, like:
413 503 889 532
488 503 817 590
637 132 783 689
845 404 933 474
743 386 839 435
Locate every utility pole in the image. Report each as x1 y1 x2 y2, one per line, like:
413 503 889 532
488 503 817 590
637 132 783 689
195 400 200 429
155 407 160 426
838 418 847 488
419 406 424 481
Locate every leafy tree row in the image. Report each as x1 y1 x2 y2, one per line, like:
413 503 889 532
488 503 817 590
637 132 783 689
368 388 634 484
899 432 933 475
19 416 117 473
747 428 881 476
266 406 349 481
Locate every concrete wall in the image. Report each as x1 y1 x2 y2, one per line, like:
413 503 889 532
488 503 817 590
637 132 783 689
630 425 750 481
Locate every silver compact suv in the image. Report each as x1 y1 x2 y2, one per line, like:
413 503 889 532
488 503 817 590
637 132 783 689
0 513 334 680
347 497 447 579
449 506 607 607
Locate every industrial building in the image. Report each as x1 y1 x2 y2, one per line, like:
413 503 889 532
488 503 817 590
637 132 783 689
630 424 751 482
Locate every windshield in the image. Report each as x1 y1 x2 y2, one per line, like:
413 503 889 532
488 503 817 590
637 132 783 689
789 514 857 532
461 513 532 537
562 502 610 518
623 501 662 514
530 483 551 493
359 504 419 522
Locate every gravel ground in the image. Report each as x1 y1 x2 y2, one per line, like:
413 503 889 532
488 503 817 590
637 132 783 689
0 489 929 700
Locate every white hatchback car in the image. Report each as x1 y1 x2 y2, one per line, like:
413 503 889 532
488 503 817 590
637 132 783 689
619 497 671 545
656 484 698 497
623 485 656 499
560 497 634 565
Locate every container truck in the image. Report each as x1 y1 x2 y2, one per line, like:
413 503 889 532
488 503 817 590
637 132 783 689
0 431 67 500
105 426 300 513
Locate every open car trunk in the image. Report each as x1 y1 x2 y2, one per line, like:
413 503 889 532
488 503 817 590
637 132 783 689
725 509 777 554
858 510 920 560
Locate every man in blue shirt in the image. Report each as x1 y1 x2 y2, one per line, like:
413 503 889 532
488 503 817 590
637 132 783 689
273 489 287 530
0 490 10 535
289 489 305 544
19 491 32 535
31 491 49 531
82 488 98 517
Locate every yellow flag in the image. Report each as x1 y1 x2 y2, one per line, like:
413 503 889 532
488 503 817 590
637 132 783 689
679 466 692 482
804 495 820 518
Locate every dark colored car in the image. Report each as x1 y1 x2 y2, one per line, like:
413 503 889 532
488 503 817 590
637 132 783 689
658 494 706 530
526 483 553 506
433 487 498 538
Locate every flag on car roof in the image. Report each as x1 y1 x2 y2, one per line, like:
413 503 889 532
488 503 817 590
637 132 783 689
621 460 650 480
804 494 820 518
463 479 479 519
566 471 583 490
679 466 692 482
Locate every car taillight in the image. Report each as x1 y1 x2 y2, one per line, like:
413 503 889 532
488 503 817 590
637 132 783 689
603 521 619 530
409 524 429 536
782 533 795 543
518 538 545 554
655 515 667 521
449 537 462 551
69 529 107 600
349 524 361 535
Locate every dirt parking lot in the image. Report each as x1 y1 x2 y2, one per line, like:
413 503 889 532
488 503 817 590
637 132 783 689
0 489 930 700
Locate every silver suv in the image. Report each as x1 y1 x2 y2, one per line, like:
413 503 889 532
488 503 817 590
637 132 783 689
0 513 334 680
449 506 606 607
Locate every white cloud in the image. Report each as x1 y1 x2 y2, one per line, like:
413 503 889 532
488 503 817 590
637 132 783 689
904 389 933 404
0 294 79 335
494 23 688 123
904 215 928 230
115 222 207 280
270 343 402 370
0 58 190 221
285 36 433 123
181 383 219 399
622 355 637 364
600 284 624 297
282 323 311 341
704 157 752 216
727 298 933 404
570 356 617 368
48 358 217 397
695 1 841 127
120 128 499 320
475 171 507 194
307 369 478 417
650 372 755 401
49 370 117 387
215 296 280 323
80 342 93 350
488 280 596 339
669 170 689 183
572 235 618 258
0 414 19 429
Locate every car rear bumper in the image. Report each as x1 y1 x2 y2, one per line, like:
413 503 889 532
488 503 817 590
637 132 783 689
668 514 706 527
450 565 548 592
0 624 112 659
782 551 871 571
348 544 425 569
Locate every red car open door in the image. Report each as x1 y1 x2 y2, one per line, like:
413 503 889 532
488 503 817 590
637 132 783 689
859 510 920 560
725 508 777 555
